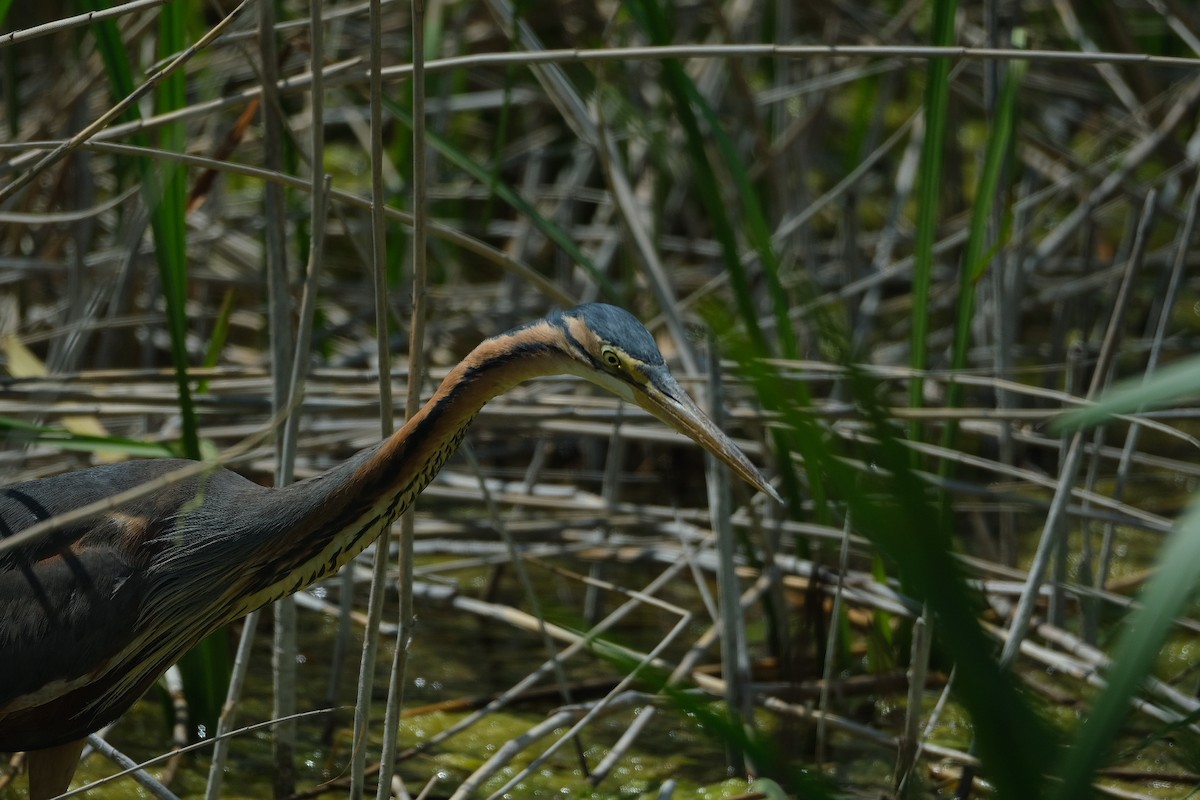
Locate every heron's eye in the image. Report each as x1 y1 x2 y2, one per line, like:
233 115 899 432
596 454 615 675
601 347 622 369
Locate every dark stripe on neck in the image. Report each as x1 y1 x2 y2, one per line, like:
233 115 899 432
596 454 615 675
554 317 602 372
384 337 559 480
461 338 559 384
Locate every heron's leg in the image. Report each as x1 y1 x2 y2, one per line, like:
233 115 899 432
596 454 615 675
27 739 85 800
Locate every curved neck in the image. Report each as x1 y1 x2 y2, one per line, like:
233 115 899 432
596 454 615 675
352 320 570 505
224 320 575 612
126 320 581 694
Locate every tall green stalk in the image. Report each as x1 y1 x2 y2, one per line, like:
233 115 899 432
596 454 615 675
81 1 224 736
909 0 957 442
78 3 199 459
153 0 228 738
625 0 790 356
151 1 199 461
626 0 818 531
938 55 1025 517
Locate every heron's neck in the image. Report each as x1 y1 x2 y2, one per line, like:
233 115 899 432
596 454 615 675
241 323 571 606
354 324 568 504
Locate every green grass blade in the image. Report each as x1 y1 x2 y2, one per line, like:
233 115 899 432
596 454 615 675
701 300 828 524
1057 354 1200 430
1051 500 1200 799
938 54 1025 510
0 417 179 458
678 69 796 359
175 633 230 741
623 0 830 554
718 314 1055 800
1053 349 1200 795
79 1 139 124
909 0 958 435
153 0 199 462
150 0 225 734
82 0 223 736
624 0 769 353
80 1 200 462
197 288 236 395
946 56 1023 394
617 0 817 526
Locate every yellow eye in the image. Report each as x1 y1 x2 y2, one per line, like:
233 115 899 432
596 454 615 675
601 347 622 369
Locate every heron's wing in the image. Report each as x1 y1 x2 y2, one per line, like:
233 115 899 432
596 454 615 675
0 464 175 750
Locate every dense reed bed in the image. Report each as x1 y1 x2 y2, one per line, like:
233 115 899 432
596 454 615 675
3 1 1200 798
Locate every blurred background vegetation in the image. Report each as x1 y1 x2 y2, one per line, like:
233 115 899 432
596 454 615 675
3 0 1200 798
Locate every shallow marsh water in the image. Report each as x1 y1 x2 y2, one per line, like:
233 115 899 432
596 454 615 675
5 511 1197 798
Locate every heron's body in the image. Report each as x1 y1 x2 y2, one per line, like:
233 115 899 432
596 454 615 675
0 304 776 796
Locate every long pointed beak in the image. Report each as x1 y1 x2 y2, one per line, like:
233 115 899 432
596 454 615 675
634 366 782 504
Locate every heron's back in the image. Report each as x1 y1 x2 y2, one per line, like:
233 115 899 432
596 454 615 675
0 460 262 750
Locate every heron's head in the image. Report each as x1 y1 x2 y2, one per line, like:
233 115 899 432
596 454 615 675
546 304 780 503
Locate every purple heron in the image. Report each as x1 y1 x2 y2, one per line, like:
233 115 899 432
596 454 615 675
0 303 777 798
